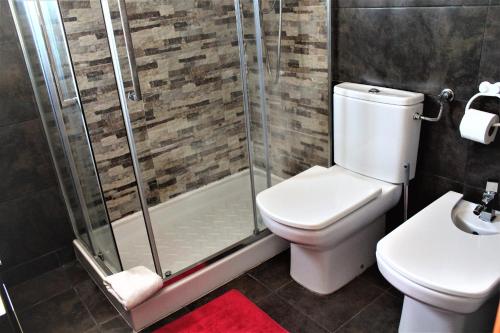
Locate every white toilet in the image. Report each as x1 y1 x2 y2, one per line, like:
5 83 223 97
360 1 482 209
256 82 424 295
377 191 500 332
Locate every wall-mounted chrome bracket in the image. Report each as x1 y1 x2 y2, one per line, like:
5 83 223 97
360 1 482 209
413 88 454 122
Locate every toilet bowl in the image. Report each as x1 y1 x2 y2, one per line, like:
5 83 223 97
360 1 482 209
258 165 401 294
256 82 424 294
377 191 500 332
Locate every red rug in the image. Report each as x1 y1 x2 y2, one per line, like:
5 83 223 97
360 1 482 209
154 290 288 333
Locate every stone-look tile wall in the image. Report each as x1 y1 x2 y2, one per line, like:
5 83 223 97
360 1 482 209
60 0 331 221
0 1 73 285
243 0 330 179
60 0 143 221
60 0 249 220
333 0 500 228
124 0 249 203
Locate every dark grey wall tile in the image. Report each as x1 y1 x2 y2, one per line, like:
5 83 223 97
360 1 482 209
0 187 72 269
409 173 463 216
478 6 500 83
0 1 17 44
464 138 500 189
334 2 500 226
334 0 489 7
334 6 487 101
0 45 39 127
416 99 469 181
18 289 96 333
1 251 60 286
0 120 57 202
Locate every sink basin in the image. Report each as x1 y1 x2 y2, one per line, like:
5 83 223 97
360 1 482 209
452 199 500 235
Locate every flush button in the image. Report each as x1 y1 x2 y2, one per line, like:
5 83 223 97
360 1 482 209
368 88 380 94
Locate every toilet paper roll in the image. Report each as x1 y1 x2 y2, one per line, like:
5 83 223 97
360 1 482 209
459 108 499 144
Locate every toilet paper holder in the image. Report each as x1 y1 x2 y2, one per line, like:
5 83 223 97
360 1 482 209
465 82 500 128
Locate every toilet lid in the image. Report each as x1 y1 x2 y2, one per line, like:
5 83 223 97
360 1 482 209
256 166 382 230
377 191 500 299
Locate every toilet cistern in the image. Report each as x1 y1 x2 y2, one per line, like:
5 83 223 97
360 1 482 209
473 181 498 222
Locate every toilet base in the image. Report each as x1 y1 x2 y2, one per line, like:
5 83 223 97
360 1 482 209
290 215 385 295
399 295 497 333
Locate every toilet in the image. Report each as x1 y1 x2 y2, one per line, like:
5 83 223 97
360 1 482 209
256 82 424 295
377 191 500 332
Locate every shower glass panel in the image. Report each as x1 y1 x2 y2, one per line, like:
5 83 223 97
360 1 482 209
100 0 268 278
9 0 123 273
56 0 157 274
243 0 331 180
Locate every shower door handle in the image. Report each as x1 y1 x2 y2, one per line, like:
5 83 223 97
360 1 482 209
33 0 78 109
117 0 142 102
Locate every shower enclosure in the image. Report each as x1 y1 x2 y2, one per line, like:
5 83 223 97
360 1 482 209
8 0 331 325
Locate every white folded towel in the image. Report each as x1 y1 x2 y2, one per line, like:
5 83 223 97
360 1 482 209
104 266 163 310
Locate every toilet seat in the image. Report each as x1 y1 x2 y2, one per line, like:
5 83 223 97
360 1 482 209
377 191 500 313
256 165 382 230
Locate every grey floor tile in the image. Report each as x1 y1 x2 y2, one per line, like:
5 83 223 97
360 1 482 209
18 289 96 333
63 261 91 287
358 264 392 291
10 266 72 311
335 292 403 333
99 316 132 333
257 294 329 333
248 250 292 291
277 277 384 332
187 274 272 310
75 279 119 324
84 328 100 333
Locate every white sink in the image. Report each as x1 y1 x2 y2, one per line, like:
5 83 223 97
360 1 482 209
452 199 500 235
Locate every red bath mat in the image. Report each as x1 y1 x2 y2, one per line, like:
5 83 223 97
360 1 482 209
154 290 288 333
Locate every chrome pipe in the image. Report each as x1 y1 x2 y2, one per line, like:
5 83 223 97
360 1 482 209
253 0 272 188
101 0 163 277
403 163 410 222
117 0 142 102
234 0 260 235
414 88 454 122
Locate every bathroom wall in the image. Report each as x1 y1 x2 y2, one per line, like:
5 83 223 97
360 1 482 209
0 1 74 285
60 0 144 221
333 0 500 226
244 0 331 179
60 0 249 221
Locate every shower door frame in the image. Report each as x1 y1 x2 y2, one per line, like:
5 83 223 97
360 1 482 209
98 0 333 281
8 0 123 275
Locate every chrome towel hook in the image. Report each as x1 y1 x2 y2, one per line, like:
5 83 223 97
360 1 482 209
413 88 454 122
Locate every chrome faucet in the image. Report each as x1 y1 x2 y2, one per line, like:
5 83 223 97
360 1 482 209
473 181 498 222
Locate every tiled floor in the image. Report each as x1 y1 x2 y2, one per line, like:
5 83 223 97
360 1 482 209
7 250 403 333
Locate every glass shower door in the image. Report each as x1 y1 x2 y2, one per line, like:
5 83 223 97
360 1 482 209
9 0 122 273
100 0 267 278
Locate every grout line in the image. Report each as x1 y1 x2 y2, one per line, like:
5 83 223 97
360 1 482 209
271 285 332 333
331 291 387 333
246 271 291 293
16 285 73 315
73 284 101 331
244 273 275 301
